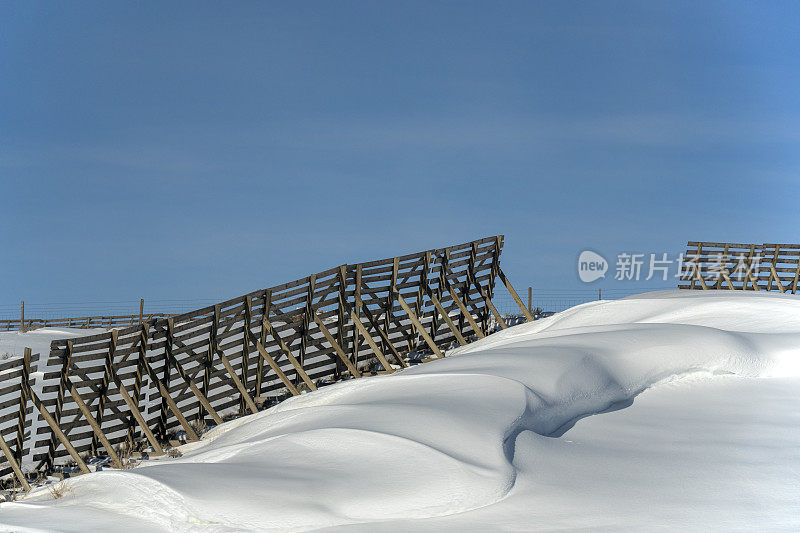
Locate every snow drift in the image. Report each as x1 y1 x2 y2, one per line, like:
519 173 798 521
2 290 799 532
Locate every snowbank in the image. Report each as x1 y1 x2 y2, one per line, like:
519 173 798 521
1 290 799 532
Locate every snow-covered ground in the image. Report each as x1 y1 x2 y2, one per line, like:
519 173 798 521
1 290 799 532
0 327 109 362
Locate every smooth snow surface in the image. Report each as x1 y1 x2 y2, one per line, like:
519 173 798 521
2 290 799 532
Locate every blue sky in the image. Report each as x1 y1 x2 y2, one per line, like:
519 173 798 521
2 1 799 315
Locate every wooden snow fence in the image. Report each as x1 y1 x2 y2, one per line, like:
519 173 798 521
678 241 800 293
0 235 531 491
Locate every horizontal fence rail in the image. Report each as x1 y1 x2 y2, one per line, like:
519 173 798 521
678 241 800 293
0 235 533 491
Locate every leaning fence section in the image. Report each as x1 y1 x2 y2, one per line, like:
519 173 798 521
1 235 533 490
678 241 800 293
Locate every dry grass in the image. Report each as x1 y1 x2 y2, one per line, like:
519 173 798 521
49 480 72 499
167 448 182 458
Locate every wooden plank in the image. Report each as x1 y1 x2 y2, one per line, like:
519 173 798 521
359 304 408 368
68 385 123 469
446 285 485 339
352 264 362 366
425 290 467 346
240 296 253 413
214 343 260 414
139 355 199 441
263 318 318 390
0 435 29 491
15 348 31 466
163 322 224 425
312 312 362 378
43 340 73 472
693 262 709 290
348 310 395 373
111 372 164 455
30 390 90 474
256 291 271 397
767 246 780 291
496 266 534 321
395 293 443 358
475 283 507 329
246 328 300 396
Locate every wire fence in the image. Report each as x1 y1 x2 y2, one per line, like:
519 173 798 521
1 287 676 325
489 285 675 315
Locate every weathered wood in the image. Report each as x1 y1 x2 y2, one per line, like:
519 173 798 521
476 283 507 329
359 304 408 368
15 348 31 466
129 325 148 448
30 389 90 474
111 372 164 455
767 246 780 292
0 435 29 491
425 289 467 346
140 354 199 441
240 296 253 413
496 266 535 321
8 236 507 467
164 321 224 425
349 310 395 373
246 328 300 396
43 340 73 472
446 285 485 339
256 291 271 397
263 318 318 390
312 312 362 378
395 292 443 358
214 343 260 414
352 264 363 365
68 384 122 468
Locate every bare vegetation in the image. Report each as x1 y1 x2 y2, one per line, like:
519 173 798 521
49 480 72 499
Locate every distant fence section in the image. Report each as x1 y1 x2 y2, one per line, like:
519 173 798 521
678 241 800 293
0 235 533 491
2 298 174 332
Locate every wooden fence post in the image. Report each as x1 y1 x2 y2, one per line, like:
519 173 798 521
42 340 72 472
240 295 252 413
312 312 362 378
395 292 443 358
348 310 395 373
202 305 219 421
352 265 362 367
213 342 259 415
337 265 348 380
158 318 174 441
299 275 315 387
139 299 144 325
15 348 31 466
68 384 122 469
496 267 535 321
359 304 407 368
0 436 30 491
31 388 90 475
256 291 271 398
4 350 31 489
528 287 532 314
263 318 319 388
129 324 149 447
247 327 300 396
90 332 115 458
424 287 467 346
